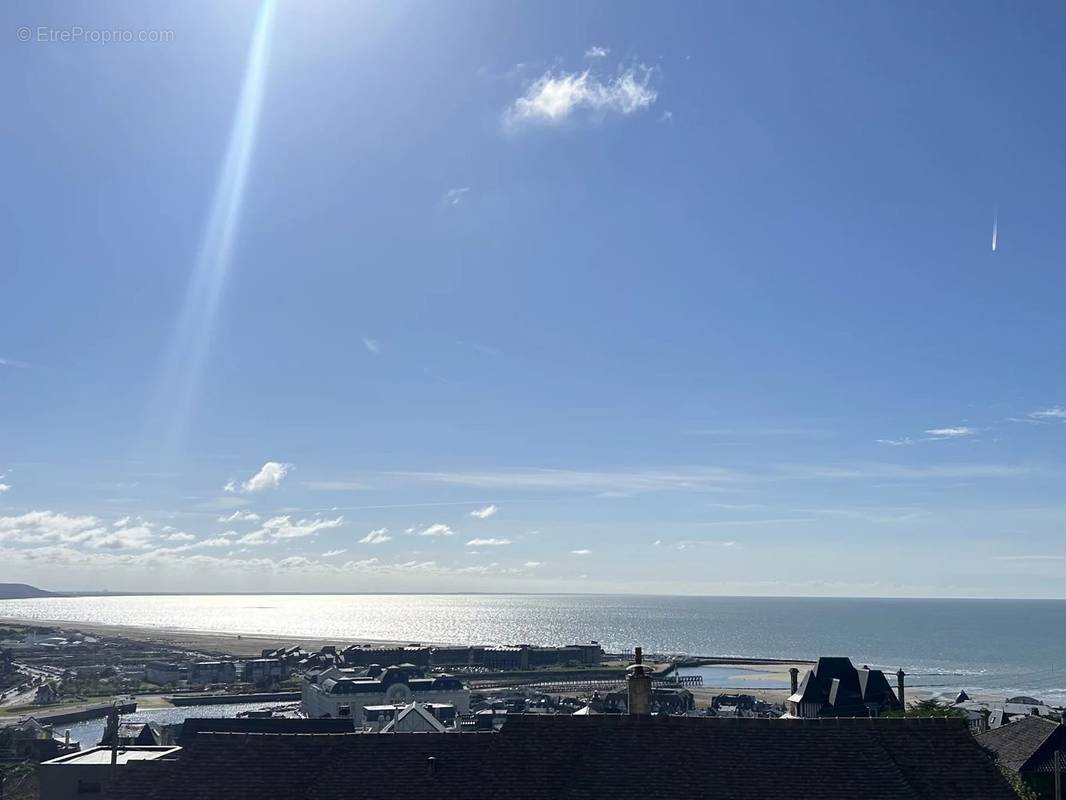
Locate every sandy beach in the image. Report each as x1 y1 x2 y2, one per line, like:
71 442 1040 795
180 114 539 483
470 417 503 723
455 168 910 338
0 615 412 658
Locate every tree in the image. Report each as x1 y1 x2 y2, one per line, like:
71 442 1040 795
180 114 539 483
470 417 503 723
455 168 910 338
883 698 967 719
999 766 1041 800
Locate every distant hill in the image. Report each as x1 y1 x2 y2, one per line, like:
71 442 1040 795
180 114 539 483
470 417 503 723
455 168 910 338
0 583 54 599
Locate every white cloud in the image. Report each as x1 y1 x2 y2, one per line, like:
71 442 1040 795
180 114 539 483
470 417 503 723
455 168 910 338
1028 407 1066 421
584 46 609 58
363 338 380 355
238 515 342 546
164 532 196 542
0 511 107 546
469 504 498 519
358 528 392 545
87 525 154 550
0 541 547 581
505 65 657 127
275 556 316 570
322 548 347 558
659 110 673 123
0 483 9 494
876 437 914 447
245 462 291 492
779 462 1025 481
570 548 591 555
0 512 160 551
342 557 380 569
191 535 236 549
223 462 292 494
418 523 454 537
465 538 512 546
445 187 470 206
676 539 737 550
112 516 131 528
924 426 979 440
652 539 662 546
218 510 261 523
524 561 542 567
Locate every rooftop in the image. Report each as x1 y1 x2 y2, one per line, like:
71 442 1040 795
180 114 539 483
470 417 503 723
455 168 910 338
977 714 1066 773
109 715 1017 799
44 746 181 766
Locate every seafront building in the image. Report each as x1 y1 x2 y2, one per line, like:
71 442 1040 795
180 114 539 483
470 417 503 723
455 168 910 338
783 656 904 718
301 663 469 724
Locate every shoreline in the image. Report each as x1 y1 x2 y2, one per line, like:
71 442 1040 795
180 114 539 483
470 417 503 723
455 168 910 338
0 615 437 657
1 616 1059 708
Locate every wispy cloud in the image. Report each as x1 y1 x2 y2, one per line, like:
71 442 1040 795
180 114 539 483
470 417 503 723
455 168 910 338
321 548 347 558
358 528 392 545
302 480 369 492
237 515 342 545
808 507 925 524
584 46 609 58
398 467 745 493
685 426 830 439
418 523 454 537
570 548 591 555
1028 407 1066 422
362 338 381 355
924 426 979 440
697 518 814 528
217 510 261 523
676 540 736 550
444 187 470 206
469 504 498 519
0 357 32 369
466 537 511 546
505 65 657 127
225 461 292 493
993 554 1066 561
780 463 1026 481
876 437 914 447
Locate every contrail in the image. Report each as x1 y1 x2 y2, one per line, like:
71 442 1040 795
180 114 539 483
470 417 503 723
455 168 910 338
991 208 998 253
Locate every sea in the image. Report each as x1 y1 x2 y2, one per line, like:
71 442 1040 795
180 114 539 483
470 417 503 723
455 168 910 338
1 594 1064 705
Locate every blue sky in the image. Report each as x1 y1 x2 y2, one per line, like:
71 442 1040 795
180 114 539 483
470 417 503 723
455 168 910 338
3 0 1066 596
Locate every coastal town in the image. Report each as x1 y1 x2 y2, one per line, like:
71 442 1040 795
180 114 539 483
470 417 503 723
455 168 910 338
0 620 1061 798
7 0 1066 796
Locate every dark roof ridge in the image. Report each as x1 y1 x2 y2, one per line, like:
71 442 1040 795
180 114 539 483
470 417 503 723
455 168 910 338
502 714 967 728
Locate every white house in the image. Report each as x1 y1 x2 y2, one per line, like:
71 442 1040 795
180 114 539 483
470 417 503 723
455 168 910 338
301 664 468 725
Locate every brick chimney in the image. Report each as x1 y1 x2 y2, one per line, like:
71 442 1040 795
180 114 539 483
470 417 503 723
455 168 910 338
896 668 906 707
626 646 652 716
789 667 799 695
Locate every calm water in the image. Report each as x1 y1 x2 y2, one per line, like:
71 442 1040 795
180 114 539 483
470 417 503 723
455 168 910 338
58 702 278 748
1 594 1064 703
